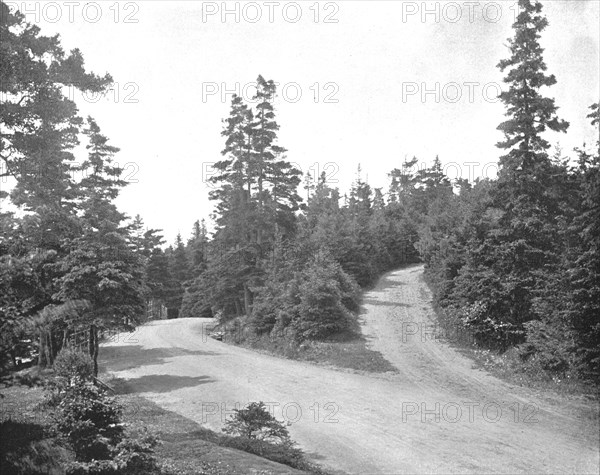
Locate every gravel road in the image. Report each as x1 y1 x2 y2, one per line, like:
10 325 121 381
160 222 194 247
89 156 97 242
101 264 599 474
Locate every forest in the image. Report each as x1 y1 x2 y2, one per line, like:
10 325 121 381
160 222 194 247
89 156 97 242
1 0 598 392
1 1 599 473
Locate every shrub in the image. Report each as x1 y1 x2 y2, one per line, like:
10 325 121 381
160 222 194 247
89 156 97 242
45 376 161 473
250 252 360 342
518 320 572 373
51 377 124 462
65 459 120 475
292 255 356 341
64 432 160 475
222 401 290 443
54 347 94 382
220 401 321 471
113 429 160 475
250 272 300 336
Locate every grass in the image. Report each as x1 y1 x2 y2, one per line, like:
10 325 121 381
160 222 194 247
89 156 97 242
421 274 599 400
224 330 396 374
0 382 71 475
227 329 395 374
468 346 600 399
215 311 397 375
0 371 330 475
109 377 331 475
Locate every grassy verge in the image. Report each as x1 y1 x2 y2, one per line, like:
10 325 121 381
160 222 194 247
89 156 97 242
237 332 397 374
0 383 70 475
467 347 599 398
421 274 599 400
214 312 396 375
109 377 333 475
1 372 332 475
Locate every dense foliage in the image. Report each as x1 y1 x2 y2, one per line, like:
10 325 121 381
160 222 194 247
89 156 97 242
171 1 599 382
416 1 599 381
1 0 597 392
0 2 164 374
45 373 160 474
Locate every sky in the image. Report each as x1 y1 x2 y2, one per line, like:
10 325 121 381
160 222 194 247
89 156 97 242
3 0 599 244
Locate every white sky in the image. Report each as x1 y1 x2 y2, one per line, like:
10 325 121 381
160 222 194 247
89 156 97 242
4 0 599 244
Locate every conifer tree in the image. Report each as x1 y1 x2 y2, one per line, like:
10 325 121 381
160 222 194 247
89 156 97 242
451 0 570 346
56 119 145 375
205 76 302 319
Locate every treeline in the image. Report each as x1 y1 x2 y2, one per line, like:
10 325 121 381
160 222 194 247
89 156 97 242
0 4 163 373
167 76 468 342
1 0 598 384
418 1 599 381
169 0 599 381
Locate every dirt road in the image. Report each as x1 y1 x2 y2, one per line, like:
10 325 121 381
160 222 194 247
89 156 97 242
101 265 599 474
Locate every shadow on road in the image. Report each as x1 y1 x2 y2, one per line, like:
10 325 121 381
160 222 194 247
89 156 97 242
100 345 219 372
361 299 409 308
113 374 215 394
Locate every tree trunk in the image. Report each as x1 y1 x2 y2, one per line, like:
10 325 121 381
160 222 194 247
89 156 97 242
89 324 95 358
234 299 242 317
89 324 99 377
47 331 55 364
43 331 53 366
38 333 45 367
243 283 252 316
62 328 69 350
93 327 99 377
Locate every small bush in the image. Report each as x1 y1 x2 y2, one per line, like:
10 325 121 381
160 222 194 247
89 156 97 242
45 376 162 473
51 377 124 461
218 401 329 472
64 431 160 475
222 401 290 443
54 347 94 382
65 459 120 475
113 429 161 475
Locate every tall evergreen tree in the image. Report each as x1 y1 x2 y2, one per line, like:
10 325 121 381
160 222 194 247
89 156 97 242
449 0 570 347
55 119 145 375
206 76 302 319
560 105 600 376
1 4 114 369
188 219 209 277
210 94 254 247
250 75 302 243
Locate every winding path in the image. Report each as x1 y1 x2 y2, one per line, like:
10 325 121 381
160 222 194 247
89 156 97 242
101 265 599 474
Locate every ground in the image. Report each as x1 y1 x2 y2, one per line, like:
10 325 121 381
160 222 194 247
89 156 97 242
100 264 600 474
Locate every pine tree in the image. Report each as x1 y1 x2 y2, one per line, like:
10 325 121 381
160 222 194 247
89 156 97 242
413 155 453 215
1 4 114 370
1 4 112 211
388 156 418 203
171 233 191 284
188 219 209 277
563 105 600 376
206 77 302 319
450 0 570 346
250 75 302 243
210 94 254 247
56 119 145 375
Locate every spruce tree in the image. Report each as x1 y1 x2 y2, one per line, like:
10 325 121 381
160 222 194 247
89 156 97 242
564 105 600 376
206 76 302 319
452 0 570 346
56 119 145 375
